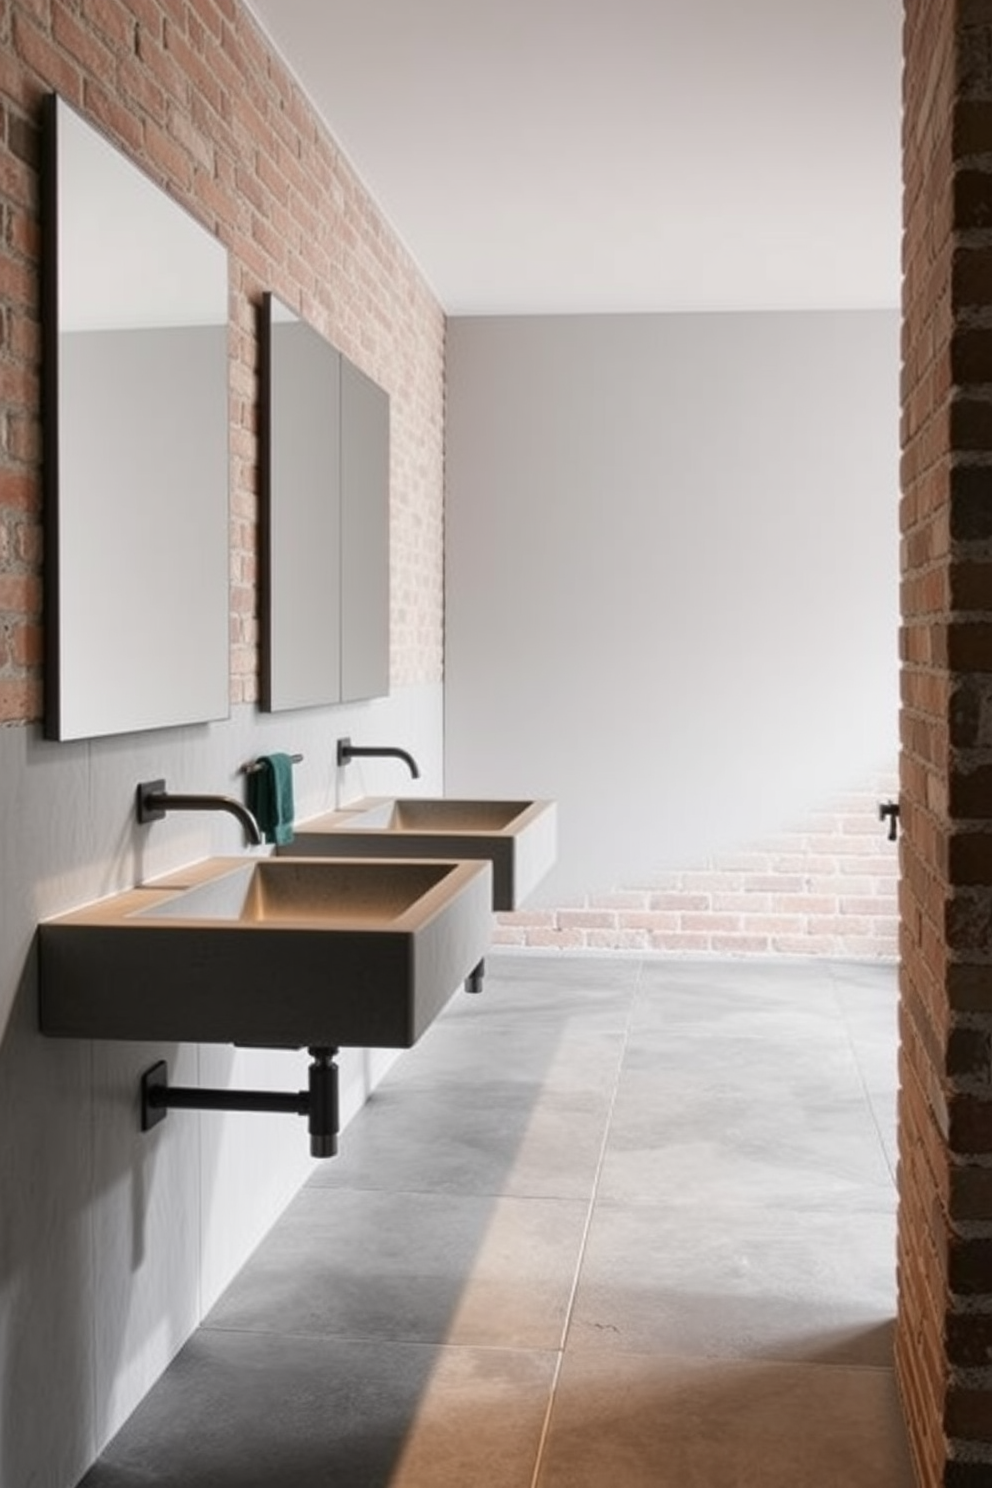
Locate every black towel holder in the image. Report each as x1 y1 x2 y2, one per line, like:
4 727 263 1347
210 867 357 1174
242 753 304 776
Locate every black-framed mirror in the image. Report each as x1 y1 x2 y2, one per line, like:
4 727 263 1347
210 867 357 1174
260 294 389 712
43 94 230 741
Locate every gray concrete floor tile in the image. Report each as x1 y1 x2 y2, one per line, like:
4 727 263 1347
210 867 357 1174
382 1343 556 1488
205 1187 589 1350
381 1019 628 1101
536 1353 915 1488
80 1330 556 1488
568 1201 897 1365
440 964 637 1035
619 1019 869 1092
599 1081 894 1210
485 951 644 992
596 1129 896 1212
630 987 853 1047
635 957 843 1001
308 1081 609 1199
830 960 899 997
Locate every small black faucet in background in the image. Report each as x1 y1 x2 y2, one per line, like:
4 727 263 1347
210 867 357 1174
336 737 421 779
878 800 900 842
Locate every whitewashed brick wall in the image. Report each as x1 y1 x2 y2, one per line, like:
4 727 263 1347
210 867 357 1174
496 767 899 958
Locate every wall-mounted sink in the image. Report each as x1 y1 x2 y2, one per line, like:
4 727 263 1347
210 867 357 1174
39 855 493 1048
280 797 556 910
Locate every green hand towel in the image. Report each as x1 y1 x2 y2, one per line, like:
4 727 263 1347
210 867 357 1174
248 752 295 846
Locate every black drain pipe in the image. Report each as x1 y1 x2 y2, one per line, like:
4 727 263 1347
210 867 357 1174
141 1046 340 1158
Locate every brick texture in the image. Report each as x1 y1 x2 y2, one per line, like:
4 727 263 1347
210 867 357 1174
898 1 992 1483
0 0 444 721
495 770 900 959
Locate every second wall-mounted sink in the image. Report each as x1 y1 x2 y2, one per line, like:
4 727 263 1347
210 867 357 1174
279 797 557 910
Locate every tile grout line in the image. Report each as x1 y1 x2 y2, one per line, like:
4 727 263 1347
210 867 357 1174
527 959 644 1488
828 963 900 1191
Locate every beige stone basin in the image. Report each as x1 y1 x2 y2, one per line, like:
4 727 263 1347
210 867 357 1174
280 797 557 910
38 855 493 1047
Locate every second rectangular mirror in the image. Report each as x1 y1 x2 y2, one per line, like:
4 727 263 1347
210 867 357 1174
261 295 389 712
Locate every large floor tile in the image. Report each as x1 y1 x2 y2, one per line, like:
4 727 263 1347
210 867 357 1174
630 988 857 1053
839 988 901 1130
309 1081 610 1199
204 1186 589 1350
868 1101 899 1187
596 1136 894 1213
385 1343 556 1487
441 966 637 1032
381 1018 628 1101
829 960 899 997
633 957 843 1008
536 1353 915 1488
599 1108 893 1213
599 1036 895 1210
485 951 644 993
568 1201 897 1365
832 965 899 1039
618 1017 870 1094
80 1329 557 1488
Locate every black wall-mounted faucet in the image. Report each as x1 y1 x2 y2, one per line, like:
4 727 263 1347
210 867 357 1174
878 800 900 842
336 737 421 779
136 780 263 847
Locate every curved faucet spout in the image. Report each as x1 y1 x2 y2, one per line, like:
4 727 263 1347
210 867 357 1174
336 738 421 780
136 780 263 846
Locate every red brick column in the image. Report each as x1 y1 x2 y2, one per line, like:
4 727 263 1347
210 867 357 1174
899 2 992 1482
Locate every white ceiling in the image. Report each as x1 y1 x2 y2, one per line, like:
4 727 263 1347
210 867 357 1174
245 0 903 316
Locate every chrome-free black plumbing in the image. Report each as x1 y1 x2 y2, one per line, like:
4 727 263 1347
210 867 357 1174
336 737 420 779
141 1046 340 1158
878 800 900 842
136 779 263 847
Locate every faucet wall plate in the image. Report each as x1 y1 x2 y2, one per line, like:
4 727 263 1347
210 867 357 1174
136 780 167 823
141 1060 169 1130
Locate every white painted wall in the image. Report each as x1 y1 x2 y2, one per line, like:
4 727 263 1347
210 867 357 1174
0 684 440 1487
444 311 900 905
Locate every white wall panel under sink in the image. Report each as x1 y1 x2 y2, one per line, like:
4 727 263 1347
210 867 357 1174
0 983 96 1488
198 1046 406 1312
90 1040 201 1452
198 1043 317 1314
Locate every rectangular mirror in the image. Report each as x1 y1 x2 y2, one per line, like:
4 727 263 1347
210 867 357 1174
261 295 389 712
43 95 230 741
261 295 342 710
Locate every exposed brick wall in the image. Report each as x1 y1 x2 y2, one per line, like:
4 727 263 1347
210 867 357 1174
0 0 444 726
496 770 900 958
898 1 992 1483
